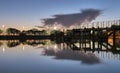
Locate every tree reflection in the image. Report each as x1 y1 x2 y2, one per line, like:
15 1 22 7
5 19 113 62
4 40 47 47
25 40 46 46
0 42 3 47
6 40 20 47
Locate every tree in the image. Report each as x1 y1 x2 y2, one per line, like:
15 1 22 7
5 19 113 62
41 30 47 35
25 28 39 35
6 28 21 35
25 29 47 36
0 29 3 34
51 30 64 36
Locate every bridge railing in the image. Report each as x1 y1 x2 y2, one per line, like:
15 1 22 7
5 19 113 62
78 19 120 29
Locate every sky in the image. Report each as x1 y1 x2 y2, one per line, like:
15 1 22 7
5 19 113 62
0 0 120 29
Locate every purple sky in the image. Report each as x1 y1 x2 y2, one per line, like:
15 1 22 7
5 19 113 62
0 0 120 29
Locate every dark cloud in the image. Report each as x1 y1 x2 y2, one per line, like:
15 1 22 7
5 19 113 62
42 9 101 27
42 49 101 65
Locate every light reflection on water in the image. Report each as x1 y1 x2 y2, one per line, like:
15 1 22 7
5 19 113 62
0 40 120 73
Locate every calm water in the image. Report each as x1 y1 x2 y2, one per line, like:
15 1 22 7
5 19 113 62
0 40 120 73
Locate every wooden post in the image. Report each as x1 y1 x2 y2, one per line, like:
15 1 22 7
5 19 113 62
92 29 95 50
113 29 116 49
85 29 86 49
89 30 91 49
97 26 100 49
107 28 109 49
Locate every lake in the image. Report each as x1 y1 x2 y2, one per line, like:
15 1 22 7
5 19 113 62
0 40 120 73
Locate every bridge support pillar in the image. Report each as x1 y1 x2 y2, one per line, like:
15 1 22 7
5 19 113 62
113 30 116 49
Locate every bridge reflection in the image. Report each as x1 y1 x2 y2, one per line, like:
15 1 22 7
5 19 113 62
66 38 120 54
0 39 120 52
0 39 120 61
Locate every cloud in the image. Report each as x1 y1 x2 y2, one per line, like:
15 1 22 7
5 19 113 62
42 9 101 27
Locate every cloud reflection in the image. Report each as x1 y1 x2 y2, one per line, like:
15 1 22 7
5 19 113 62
42 49 101 65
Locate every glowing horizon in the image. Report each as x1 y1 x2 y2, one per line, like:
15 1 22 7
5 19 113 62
0 0 120 29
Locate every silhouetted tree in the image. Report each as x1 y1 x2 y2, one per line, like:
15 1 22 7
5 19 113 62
0 29 3 34
6 28 21 35
26 28 38 35
66 30 73 36
51 30 64 36
50 30 64 42
41 30 47 35
24 29 47 35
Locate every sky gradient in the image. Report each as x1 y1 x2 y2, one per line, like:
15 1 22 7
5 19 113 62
0 0 120 29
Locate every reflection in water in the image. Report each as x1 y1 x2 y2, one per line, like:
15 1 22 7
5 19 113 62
0 39 120 73
0 42 3 47
2 47 5 54
0 39 120 63
0 38 120 50
42 48 101 64
108 38 120 48
22 46 25 51
0 40 47 47
25 40 46 46
6 40 20 48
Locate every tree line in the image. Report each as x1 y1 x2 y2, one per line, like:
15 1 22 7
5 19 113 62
0 28 47 36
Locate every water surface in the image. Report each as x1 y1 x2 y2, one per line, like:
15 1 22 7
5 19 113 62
0 40 120 73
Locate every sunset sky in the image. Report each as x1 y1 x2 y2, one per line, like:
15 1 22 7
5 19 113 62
0 0 120 29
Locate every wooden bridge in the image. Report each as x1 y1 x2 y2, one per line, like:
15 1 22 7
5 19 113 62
65 19 120 52
0 19 120 53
